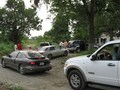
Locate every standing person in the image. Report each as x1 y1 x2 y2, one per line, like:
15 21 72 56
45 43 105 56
17 43 22 50
14 44 17 51
28 47 32 50
63 40 68 48
59 41 63 49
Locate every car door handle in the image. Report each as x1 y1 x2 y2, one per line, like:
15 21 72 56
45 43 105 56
107 63 115 66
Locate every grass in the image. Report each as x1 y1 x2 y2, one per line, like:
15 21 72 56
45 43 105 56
61 49 96 64
11 85 25 90
77 50 96 56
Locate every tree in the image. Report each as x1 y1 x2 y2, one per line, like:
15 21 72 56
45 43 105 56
34 0 120 50
0 0 42 44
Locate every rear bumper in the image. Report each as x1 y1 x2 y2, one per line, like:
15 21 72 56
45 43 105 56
24 64 52 73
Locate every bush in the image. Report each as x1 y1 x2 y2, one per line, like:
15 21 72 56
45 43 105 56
0 42 14 58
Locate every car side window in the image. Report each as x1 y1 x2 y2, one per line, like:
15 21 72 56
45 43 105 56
10 51 18 58
17 52 25 58
96 44 119 61
50 47 55 50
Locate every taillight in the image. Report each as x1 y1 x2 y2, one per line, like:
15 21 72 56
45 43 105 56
30 62 36 65
71 45 74 47
38 57 42 59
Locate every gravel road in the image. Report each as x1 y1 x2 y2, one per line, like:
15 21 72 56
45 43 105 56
0 53 101 90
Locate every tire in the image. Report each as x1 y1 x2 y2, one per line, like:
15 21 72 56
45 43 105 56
19 65 26 75
1 60 6 68
68 70 86 90
64 51 68 56
48 54 52 60
76 48 81 53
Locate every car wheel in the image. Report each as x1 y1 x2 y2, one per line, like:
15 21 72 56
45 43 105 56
1 60 6 68
68 70 86 90
48 54 52 60
64 51 68 56
76 48 81 53
19 65 26 75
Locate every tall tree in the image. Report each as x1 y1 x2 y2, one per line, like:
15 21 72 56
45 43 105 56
34 0 120 50
0 0 42 44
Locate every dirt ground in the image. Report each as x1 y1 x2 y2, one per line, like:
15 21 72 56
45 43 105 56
0 53 76 90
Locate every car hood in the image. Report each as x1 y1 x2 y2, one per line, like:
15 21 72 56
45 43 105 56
67 55 89 62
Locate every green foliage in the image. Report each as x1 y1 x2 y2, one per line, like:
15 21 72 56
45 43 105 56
12 85 25 90
0 0 42 44
0 42 14 58
44 0 120 50
77 50 96 56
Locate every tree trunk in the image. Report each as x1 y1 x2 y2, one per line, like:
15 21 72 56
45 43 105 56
88 0 95 50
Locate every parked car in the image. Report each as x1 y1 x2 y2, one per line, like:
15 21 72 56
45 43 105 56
38 45 69 60
64 40 120 90
1 50 52 75
38 42 53 50
67 40 86 53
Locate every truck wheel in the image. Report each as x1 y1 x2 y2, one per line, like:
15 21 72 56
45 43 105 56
64 51 68 56
76 48 80 53
68 70 86 90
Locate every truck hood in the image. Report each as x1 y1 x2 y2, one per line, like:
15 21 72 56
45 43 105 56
67 55 89 62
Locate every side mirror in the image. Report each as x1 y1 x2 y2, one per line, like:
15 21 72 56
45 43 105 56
91 55 96 61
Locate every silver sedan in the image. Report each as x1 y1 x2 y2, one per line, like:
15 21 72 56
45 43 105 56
38 46 69 59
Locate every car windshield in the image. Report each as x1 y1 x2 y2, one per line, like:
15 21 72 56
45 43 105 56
24 51 43 58
69 41 74 44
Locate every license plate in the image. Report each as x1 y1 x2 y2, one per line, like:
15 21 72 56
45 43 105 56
39 62 44 66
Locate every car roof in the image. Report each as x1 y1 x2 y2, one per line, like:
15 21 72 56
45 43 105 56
104 40 120 46
41 45 55 48
13 50 38 53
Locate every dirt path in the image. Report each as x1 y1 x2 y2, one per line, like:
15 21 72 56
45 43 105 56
0 54 75 90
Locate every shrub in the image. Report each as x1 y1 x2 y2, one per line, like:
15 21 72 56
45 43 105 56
0 42 14 58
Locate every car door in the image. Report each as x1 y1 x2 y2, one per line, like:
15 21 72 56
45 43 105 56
8 51 19 69
50 47 58 57
87 44 119 86
55 46 63 56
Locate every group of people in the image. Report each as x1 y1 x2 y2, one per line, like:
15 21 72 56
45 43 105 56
14 43 33 51
14 43 22 51
59 41 68 49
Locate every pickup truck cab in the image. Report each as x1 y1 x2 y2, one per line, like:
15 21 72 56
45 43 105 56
64 40 120 90
38 42 53 50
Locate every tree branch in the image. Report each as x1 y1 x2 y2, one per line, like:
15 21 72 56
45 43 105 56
82 0 90 14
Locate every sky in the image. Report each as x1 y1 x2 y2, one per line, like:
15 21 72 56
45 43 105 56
0 0 52 37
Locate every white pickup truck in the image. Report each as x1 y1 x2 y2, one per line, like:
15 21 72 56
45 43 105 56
64 40 120 90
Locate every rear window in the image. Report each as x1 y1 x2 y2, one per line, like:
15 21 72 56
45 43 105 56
24 51 43 58
69 41 74 44
40 47 48 51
